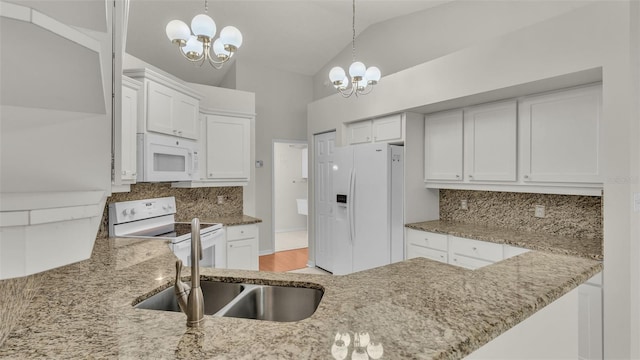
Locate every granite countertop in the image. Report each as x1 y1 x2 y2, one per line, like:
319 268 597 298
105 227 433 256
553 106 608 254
201 214 262 227
0 236 601 359
406 220 603 260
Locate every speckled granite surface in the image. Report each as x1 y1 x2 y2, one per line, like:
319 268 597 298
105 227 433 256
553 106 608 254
406 220 603 260
0 236 601 359
201 215 262 227
439 190 603 240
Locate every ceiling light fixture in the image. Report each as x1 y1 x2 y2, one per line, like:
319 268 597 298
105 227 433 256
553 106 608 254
165 0 242 69
328 0 381 98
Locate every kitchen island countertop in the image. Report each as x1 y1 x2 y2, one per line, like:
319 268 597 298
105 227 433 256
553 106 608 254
406 220 603 260
0 235 601 359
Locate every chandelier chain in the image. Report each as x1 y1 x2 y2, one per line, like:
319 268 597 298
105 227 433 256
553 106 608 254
352 0 356 62
204 0 208 13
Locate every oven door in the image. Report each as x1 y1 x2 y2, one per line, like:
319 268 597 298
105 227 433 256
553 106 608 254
137 133 199 182
172 228 226 268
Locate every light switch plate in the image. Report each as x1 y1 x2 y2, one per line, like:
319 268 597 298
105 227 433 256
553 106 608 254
534 205 545 218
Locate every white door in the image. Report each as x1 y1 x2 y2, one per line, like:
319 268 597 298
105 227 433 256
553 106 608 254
206 115 250 181
424 110 463 181
346 121 372 145
372 114 402 143
519 85 602 183
314 131 336 272
464 101 517 182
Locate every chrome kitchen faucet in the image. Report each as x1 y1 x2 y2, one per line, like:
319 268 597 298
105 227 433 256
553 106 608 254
174 218 205 327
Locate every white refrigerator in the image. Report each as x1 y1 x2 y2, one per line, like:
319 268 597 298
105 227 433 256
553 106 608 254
331 143 404 275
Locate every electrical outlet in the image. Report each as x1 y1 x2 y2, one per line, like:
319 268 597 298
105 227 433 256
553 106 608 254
217 195 225 205
534 205 545 218
460 199 468 210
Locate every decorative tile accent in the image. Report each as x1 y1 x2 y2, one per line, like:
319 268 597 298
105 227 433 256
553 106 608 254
98 183 244 237
439 190 603 240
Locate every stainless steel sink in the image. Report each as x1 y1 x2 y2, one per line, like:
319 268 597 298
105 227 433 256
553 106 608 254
135 281 244 315
135 281 323 322
219 285 323 322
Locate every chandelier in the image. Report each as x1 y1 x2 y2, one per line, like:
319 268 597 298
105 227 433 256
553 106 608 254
165 0 242 69
328 0 381 98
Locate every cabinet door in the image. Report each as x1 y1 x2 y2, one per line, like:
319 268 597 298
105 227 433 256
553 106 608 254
373 115 402 143
579 282 603 360
120 84 138 183
146 81 174 136
206 115 251 181
519 85 602 183
172 93 199 140
347 121 372 144
227 238 258 270
424 110 463 181
407 244 448 263
450 254 493 270
464 101 517 182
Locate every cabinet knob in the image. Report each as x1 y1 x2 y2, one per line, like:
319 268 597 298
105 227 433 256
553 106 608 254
469 174 473 179
178 131 183 135
472 247 477 251
209 173 213 177
173 129 177 134
524 174 530 179
240 230 244 234
132 173 136 176
455 174 460 178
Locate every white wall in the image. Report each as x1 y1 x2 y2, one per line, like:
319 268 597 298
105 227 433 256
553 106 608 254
234 60 313 254
313 0 594 100
274 142 308 233
308 2 639 358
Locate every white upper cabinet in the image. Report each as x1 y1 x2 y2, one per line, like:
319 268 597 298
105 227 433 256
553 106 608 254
372 114 403 143
424 110 463 181
423 84 602 195
123 68 201 140
519 85 602 184
347 121 373 144
464 101 517 182
114 76 141 188
346 114 404 145
205 114 251 183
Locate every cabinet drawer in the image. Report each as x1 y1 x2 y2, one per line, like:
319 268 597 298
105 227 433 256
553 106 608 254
406 229 448 251
226 224 257 241
450 254 494 270
450 236 503 262
407 244 448 264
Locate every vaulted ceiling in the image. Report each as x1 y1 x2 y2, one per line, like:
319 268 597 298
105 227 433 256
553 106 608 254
126 0 449 86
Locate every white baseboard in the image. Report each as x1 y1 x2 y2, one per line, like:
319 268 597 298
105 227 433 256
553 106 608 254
275 227 307 234
259 249 274 256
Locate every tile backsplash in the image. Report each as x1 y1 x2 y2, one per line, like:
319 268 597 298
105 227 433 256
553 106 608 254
98 183 243 237
439 189 603 239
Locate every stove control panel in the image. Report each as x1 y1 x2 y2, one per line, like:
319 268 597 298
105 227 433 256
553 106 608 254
109 197 176 224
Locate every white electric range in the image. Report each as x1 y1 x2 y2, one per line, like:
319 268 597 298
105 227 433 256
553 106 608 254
108 197 226 268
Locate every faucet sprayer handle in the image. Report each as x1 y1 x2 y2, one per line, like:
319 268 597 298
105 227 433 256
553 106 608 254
174 260 189 314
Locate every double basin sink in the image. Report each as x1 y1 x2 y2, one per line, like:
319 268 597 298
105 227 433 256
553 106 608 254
134 280 323 322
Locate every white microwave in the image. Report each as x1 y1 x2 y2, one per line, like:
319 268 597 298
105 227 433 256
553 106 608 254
137 133 199 182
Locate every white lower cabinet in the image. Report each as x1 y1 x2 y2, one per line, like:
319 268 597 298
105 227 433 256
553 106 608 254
406 228 602 359
406 229 448 264
578 273 603 360
226 224 258 270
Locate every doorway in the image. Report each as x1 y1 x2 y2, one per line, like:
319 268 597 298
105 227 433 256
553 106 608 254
314 131 336 273
267 140 309 271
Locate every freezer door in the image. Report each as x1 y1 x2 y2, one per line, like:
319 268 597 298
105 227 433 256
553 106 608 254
352 143 391 272
331 146 354 275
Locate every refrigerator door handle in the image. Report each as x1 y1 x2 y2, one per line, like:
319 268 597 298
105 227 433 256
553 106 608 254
349 169 356 244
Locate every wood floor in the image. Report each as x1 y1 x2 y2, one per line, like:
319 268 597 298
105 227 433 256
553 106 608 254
259 247 308 272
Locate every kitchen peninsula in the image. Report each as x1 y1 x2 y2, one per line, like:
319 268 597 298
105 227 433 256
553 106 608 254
0 232 600 359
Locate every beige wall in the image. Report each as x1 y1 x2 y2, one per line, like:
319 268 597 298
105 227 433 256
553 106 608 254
308 2 639 357
234 60 313 254
274 142 308 232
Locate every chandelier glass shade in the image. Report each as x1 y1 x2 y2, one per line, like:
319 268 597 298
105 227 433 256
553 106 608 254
165 1 242 69
328 0 381 97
